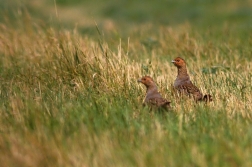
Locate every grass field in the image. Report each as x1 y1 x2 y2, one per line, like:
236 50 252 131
1 0 252 166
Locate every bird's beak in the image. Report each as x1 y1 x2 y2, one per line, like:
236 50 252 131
171 60 176 63
137 78 142 83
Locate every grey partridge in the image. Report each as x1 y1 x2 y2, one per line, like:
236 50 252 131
171 57 212 102
138 76 171 111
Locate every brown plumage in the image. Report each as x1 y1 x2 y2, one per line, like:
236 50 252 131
171 57 212 102
138 76 171 111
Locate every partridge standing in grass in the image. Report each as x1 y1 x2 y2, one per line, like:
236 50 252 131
138 76 171 111
171 57 212 102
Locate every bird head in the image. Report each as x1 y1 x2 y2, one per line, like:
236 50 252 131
137 76 155 88
171 57 186 68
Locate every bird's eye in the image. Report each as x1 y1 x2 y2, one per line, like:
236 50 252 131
143 78 146 81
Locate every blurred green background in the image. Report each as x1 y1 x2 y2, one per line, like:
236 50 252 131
1 0 252 35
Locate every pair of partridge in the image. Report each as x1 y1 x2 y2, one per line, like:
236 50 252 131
138 57 212 111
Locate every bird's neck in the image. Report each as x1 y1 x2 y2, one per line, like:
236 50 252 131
177 66 190 80
146 84 159 95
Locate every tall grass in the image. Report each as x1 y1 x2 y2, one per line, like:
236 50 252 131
0 1 252 167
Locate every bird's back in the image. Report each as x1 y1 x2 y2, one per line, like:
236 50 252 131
175 78 203 101
145 91 171 110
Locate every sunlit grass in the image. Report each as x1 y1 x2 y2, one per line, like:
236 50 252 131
0 1 252 167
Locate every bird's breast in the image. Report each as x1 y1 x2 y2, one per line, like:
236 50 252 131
174 78 190 88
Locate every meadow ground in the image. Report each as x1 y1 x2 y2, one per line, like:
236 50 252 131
0 0 252 166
